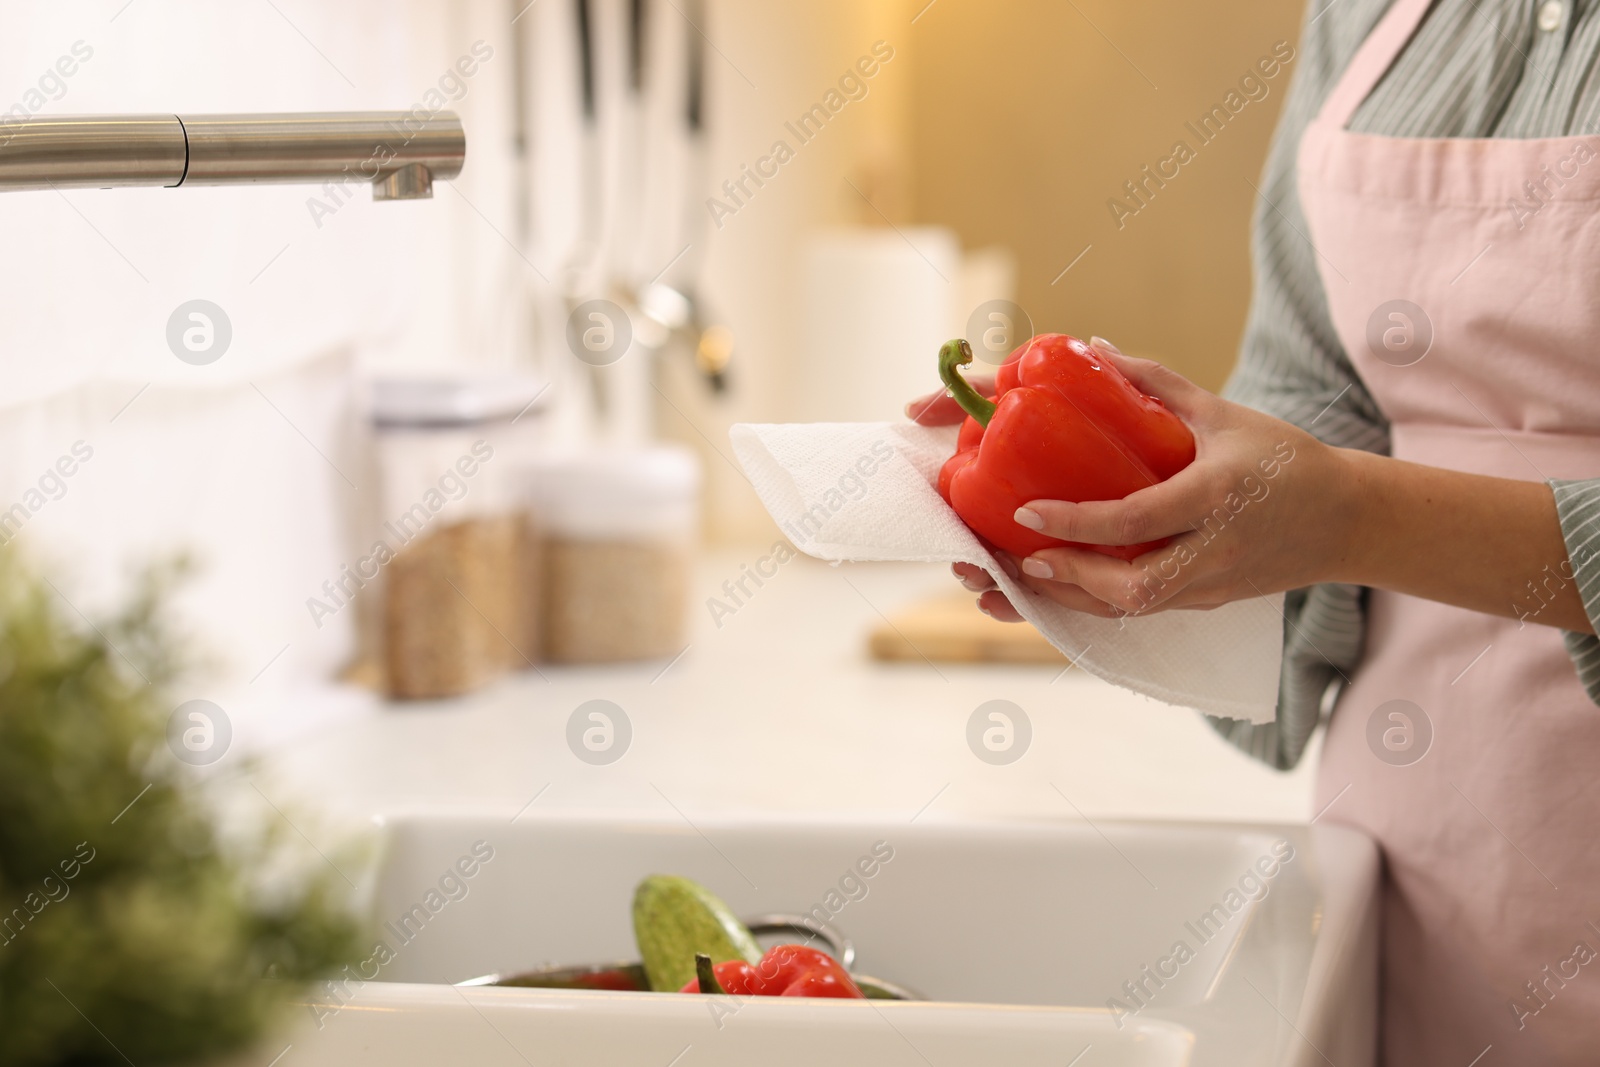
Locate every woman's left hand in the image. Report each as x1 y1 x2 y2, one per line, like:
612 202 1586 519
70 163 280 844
993 340 1362 618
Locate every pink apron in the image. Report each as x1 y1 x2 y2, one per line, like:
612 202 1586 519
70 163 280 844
1301 0 1600 1061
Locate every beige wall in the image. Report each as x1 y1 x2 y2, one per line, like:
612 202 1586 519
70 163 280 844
907 0 1305 391
683 1 1306 540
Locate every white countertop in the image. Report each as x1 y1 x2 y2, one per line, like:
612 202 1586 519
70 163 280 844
254 549 1317 827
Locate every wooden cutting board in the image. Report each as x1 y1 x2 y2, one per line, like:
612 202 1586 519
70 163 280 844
868 592 1066 664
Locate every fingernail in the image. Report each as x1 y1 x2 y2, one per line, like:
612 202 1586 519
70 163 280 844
995 554 1020 580
1090 336 1123 355
976 597 992 617
1022 558 1053 579
1014 507 1044 531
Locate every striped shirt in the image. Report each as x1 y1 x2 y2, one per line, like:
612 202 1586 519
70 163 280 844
1211 0 1600 768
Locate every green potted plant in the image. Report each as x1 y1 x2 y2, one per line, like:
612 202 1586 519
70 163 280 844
0 553 364 1065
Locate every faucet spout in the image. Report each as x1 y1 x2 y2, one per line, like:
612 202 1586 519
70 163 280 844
0 112 465 199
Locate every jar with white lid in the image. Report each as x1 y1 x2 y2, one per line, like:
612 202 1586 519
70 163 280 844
369 374 546 700
527 446 700 663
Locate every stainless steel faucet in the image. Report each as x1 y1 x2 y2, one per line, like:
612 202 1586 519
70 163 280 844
0 112 465 200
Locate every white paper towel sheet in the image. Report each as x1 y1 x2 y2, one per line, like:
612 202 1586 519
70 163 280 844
731 421 1285 724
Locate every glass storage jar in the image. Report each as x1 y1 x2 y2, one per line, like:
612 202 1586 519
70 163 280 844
527 446 700 663
370 375 545 699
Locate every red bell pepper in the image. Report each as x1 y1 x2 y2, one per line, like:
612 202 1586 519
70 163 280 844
936 334 1195 561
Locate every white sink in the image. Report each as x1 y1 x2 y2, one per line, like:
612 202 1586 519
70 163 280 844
275 813 1377 1067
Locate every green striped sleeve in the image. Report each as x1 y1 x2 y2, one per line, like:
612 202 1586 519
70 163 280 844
1203 0 1391 771
1554 480 1600 704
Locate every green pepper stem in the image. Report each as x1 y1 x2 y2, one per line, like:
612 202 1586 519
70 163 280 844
938 339 996 427
695 953 727 994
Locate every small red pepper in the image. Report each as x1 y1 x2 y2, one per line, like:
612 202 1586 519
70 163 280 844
777 970 861 998
935 335 1195 561
678 944 863 999
749 944 859 995
679 958 761 995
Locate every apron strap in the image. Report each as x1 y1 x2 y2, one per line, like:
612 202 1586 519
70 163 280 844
1315 0 1437 129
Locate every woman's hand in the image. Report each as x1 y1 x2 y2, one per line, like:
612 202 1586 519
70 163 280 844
905 375 994 426
1006 340 1359 616
928 339 1361 620
920 338 1593 633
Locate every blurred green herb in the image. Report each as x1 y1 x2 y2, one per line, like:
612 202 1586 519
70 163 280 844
0 552 365 1065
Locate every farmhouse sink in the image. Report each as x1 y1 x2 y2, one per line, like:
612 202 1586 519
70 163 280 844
275 814 1378 1067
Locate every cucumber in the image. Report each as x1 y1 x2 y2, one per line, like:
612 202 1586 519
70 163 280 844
632 875 762 992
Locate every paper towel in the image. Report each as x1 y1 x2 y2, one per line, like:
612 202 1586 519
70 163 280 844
731 421 1285 724
793 228 963 423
